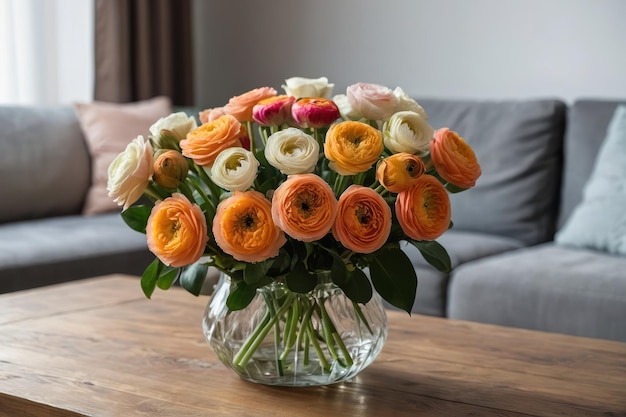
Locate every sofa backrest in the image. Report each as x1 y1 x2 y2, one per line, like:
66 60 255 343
557 100 626 230
417 98 566 246
0 106 90 223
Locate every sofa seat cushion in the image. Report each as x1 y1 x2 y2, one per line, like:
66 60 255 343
447 243 626 342
0 214 153 293
417 99 566 245
396 230 525 316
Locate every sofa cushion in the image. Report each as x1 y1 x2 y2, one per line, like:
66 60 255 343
556 105 626 255
447 243 626 342
418 99 566 245
394 231 524 316
74 96 172 216
0 214 153 293
0 106 90 223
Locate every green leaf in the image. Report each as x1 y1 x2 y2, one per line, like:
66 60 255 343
445 183 468 193
409 240 452 272
156 267 179 290
121 205 152 234
226 280 257 311
244 260 274 285
368 247 417 314
180 263 209 296
285 265 318 294
339 268 373 304
141 258 161 299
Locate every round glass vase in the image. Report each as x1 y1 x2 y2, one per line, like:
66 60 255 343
202 272 388 386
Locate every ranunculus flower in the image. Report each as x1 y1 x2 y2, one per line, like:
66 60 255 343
393 87 428 120
383 110 434 156
324 121 384 175
346 82 398 121
199 107 226 124
282 76 334 99
180 115 246 167
291 98 340 128
252 95 296 126
264 127 319 175
332 185 392 253
146 193 208 267
149 112 198 144
213 190 287 263
272 174 338 242
376 153 425 193
332 94 364 121
153 150 188 189
396 175 451 241
430 128 482 189
223 87 277 122
107 135 154 210
209 147 259 192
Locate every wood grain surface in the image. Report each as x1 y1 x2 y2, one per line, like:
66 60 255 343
1 275 624 417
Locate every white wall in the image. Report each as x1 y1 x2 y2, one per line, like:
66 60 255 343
193 0 626 107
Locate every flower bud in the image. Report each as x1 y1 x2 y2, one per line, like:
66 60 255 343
153 150 188 189
291 98 340 128
376 153 425 193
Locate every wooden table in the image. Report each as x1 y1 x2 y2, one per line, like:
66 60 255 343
1 275 624 417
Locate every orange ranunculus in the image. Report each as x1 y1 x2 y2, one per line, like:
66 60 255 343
395 175 451 241
324 121 384 175
153 150 188 189
429 128 482 189
332 185 391 253
223 87 277 122
146 193 208 268
376 153 425 193
272 174 338 242
213 190 287 263
180 115 246 167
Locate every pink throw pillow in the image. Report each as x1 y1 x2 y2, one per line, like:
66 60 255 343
74 96 172 215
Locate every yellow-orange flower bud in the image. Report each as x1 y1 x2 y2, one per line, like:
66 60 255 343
376 153 425 193
153 150 188 189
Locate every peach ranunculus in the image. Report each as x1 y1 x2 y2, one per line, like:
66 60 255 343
153 150 188 189
429 128 482 189
146 193 208 268
332 185 392 253
395 175 451 241
252 95 296 126
180 115 246 167
199 107 226 124
291 97 341 128
272 174 338 242
107 135 154 210
376 153 425 193
324 121 384 175
223 87 277 122
213 190 287 263
346 82 398 121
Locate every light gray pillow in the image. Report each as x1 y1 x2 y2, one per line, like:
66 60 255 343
555 105 626 255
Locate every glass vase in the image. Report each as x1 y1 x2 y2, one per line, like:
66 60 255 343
202 272 388 386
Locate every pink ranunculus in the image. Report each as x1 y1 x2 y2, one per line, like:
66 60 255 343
291 97 341 128
346 82 399 121
332 185 392 253
223 87 277 122
199 107 226 124
252 95 296 126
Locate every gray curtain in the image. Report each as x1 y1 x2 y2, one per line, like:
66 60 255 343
93 0 194 105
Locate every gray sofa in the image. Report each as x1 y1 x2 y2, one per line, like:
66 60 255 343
1 99 624 342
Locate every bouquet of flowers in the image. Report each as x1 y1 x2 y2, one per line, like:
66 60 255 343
107 77 481 383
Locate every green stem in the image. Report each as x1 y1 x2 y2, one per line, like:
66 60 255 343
186 178 216 217
352 301 373 334
280 298 300 361
294 300 315 365
232 310 271 369
306 319 330 372
318 299 344 367
246 121 256 155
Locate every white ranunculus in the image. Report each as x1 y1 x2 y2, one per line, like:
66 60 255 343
149 112 198 142
264 127 319 175
393 87 428 120
107 135 154 210
383 111 434 156
209 147 259 192
282 77 334 99
332 94 364 121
